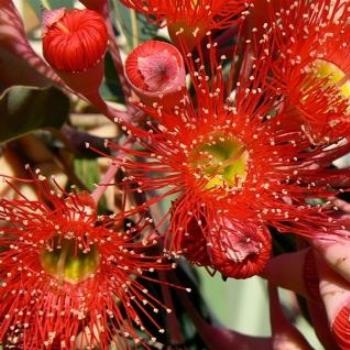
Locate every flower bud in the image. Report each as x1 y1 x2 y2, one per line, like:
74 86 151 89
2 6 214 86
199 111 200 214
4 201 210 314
125 40 186 108
209 219 271 279
42 8 108 96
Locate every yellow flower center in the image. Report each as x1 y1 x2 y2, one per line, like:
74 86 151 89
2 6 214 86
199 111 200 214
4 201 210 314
192 136 249 190
40 237 100 284
313 59 350 99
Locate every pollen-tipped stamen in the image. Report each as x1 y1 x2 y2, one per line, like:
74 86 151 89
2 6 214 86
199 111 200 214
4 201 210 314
312 59 350 99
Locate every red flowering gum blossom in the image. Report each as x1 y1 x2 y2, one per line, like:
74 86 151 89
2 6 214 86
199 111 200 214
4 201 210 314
208 219 271 279
120 0 249 47
114 25 350 285
260 0 350 142
0 177 175 349
246 0 285 34
42 8 108 95
125 40 186 107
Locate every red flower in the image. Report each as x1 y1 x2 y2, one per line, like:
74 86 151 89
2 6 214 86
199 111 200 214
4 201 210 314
119 0 250 45
111 47 350 278
262 0 350 141
0 176 175 349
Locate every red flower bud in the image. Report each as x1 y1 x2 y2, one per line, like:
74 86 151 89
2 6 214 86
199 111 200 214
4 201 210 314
43 8 107 72
42 8 108 95
209 220 272 279
125 40 186 107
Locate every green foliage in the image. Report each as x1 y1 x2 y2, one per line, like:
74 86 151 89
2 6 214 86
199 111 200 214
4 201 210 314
100 52 125 103
0 85 69 143
111 0 158 51
28 0 74 16
74 158 101 191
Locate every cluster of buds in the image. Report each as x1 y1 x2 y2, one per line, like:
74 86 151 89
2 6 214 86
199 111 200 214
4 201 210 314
2 0 350 349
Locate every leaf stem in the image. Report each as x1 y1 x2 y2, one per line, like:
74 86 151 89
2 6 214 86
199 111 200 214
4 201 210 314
130 9 138 49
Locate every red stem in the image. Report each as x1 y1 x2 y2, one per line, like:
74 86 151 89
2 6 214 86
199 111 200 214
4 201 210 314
84 89 130 123
159 272 184 345
175 285 272 350
91 162 119 204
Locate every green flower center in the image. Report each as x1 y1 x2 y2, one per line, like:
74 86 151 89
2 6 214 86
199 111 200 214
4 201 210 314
40 237 100 284
192 136 249 190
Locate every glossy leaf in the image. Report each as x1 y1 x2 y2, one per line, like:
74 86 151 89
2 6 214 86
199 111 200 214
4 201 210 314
74 158 101 191
100 52 125 103
0 86 69 143
0 0 60 89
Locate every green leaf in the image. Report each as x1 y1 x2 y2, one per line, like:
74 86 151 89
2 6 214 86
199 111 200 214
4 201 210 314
74 158 100 192
28 0 74 17
0 0 58 90
111 0 158 51
0 85 70 143
100 52 125 103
